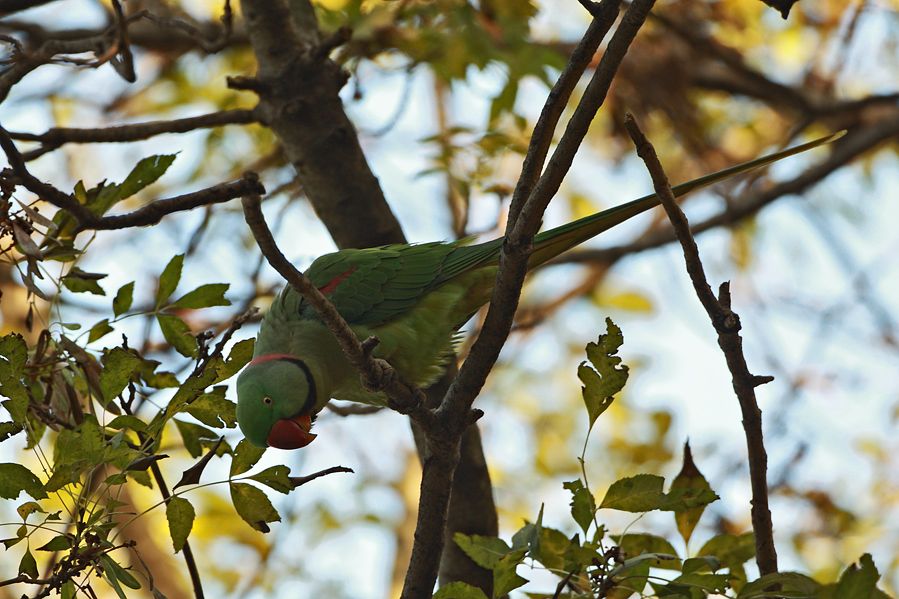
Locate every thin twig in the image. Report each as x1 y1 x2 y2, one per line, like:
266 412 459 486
10 109 258 161
85 173 265 231
623 113 778 575
0 126 266 230
288 465 354 488
240 194 434 426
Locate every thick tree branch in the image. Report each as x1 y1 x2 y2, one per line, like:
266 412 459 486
9 109 258 161
624 113 779 575
239 0 403 248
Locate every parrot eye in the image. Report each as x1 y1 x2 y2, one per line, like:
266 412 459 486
262 396 273 405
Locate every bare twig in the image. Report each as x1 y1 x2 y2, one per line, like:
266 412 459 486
86 173 265 230
624 113 778 575
289 465 354 488
0 126 265 230
240 194 434 425
9 109 258 161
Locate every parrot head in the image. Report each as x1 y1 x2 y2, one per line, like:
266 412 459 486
236 354 318 449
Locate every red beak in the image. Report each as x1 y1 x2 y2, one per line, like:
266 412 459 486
267 413 316 450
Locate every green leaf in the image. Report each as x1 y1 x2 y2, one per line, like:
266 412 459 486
666 572 729 594
99 554 140 599
671 441 713 545
0 463 47 500
117 154 176 201
738 572 820 598
492 548 528 598
230 482 280 532
37 534 72 551
614 533 681 570
578 317 629 428
563 479 595 533
659 485 719 513
99 348 141 404
682 556 721 574
698 532 755 566
453 533 512 570
215 338 255 382
608 559 650 599
19 547 38 578
0 334 29 424
173 437 223 490
113 282 135 317
107 415 147 432
528 526 572 572
174 420 220 459
600 474 666 512
166 496 195 553
0 421 24 441
432 581 490 599
510 503 542 559
61 581 76 599
61 267 107 295
139 358 179 389
249 465 293 494
156 254 184 308
0 334 27 375
88 319 114 343
171 283 231 309
156 314 197 358
833 554 881 599
184 388 236 428
230 438 266 476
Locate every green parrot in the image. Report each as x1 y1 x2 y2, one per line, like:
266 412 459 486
236 133 840 449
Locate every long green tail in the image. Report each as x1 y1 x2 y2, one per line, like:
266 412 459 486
527 131 845 266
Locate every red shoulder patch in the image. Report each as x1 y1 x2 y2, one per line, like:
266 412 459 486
318 267 357 295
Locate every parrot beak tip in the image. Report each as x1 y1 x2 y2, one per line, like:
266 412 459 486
267 413 316 450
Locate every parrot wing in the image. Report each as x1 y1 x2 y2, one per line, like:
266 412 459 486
293 241 467 326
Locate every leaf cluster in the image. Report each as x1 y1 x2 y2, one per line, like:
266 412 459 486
441 319 890 599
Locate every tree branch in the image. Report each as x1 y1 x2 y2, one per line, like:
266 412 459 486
0 125 265 230
239 0 404 248
9 109 258 161
289 465 354 488
86 174 265 230
624 113 779 575
240 194 434 425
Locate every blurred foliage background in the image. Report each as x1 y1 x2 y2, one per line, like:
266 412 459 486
0 0 897 597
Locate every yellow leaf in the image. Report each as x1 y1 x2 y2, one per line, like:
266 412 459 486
598 290 654 313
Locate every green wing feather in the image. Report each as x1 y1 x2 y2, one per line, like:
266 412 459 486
280 132 842 328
